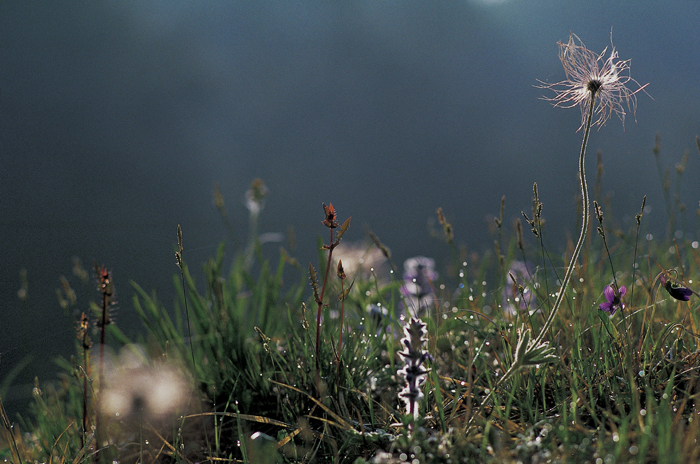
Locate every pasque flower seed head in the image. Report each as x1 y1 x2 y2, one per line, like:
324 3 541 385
539 32 649 130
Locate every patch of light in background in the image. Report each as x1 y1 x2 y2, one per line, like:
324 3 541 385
468 0 513 5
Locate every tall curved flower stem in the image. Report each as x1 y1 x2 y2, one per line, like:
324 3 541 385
532 91 596 347
470 93 598 423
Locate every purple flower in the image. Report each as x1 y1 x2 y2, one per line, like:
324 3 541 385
401 257 438 317
502 261 537 315
659 273 693 301
599 284 626 315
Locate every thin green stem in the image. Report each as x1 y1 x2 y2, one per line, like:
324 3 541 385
175 225 196 376
315 227 335 368
533 92 596 347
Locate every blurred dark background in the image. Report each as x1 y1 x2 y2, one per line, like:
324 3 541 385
1 0 699 414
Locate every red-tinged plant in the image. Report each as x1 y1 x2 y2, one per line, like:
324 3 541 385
310 203 351 371
76 311 91 450
94 264 114 464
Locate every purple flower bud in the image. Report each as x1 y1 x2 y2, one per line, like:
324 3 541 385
660 273 693 301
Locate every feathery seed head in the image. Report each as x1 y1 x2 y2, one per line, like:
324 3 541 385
539 32 648 130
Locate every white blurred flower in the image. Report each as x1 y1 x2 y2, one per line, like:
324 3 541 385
333 240 390 283
100 346 192 424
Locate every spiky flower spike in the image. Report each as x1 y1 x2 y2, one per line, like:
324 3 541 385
397 317 432 419
540 32 648 130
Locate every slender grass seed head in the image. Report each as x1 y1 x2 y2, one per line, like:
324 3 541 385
539 32 649 130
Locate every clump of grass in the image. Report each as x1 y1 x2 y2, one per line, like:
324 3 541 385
5 165 700 463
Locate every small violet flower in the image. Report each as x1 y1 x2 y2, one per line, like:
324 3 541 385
502 261 537 315
401 256 438 317
659 273 693 301
599 284 626 315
